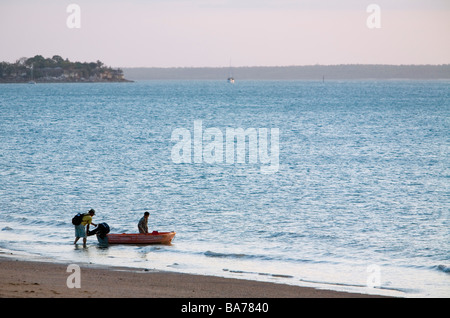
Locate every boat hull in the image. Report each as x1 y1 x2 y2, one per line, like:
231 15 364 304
105 232 176 245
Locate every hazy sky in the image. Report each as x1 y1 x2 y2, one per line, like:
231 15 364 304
1 0 449 67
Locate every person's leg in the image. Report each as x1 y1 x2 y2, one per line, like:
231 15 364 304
74 225 82 244
75 224 87 246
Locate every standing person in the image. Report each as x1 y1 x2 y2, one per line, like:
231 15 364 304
138 211 150 234
74 209 97 247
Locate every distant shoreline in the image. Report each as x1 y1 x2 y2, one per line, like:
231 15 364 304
3 64 449 83
123 64 450 81
0 79 133 84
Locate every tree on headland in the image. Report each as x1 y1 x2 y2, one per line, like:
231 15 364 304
52 55 64 65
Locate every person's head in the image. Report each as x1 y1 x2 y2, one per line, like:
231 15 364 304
88 209 96 216
144 211 149 218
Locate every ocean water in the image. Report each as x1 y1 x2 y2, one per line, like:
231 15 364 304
0 80 448 297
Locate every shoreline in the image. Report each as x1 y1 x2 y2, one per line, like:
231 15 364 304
0 256 389 298
0 80 133 84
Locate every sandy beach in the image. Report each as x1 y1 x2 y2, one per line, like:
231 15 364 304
0 256 386 298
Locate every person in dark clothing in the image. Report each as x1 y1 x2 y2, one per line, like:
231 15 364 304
138 212 150 233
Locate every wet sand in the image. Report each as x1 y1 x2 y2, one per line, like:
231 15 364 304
0 256 386 298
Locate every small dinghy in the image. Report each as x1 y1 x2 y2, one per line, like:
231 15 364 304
101 231 176 245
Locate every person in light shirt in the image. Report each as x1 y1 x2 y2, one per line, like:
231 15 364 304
74 209 97 247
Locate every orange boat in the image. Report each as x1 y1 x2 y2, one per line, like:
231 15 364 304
105 231 176 245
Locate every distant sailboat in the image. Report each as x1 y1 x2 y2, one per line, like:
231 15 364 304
227 59 235 83
28 63 36 84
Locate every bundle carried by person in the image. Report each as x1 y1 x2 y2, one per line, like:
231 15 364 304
87 222 110 238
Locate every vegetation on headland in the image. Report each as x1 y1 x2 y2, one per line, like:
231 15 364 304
0 55 131 83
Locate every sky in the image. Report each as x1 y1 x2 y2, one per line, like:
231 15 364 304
1 0 449 67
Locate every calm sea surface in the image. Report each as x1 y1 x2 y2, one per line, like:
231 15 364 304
0 80 448 297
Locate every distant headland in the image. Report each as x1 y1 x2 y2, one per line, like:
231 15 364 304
123 64 450 81
0 55 131 83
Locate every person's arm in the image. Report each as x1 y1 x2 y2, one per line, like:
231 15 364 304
86 216 96 231
89 216 97 227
